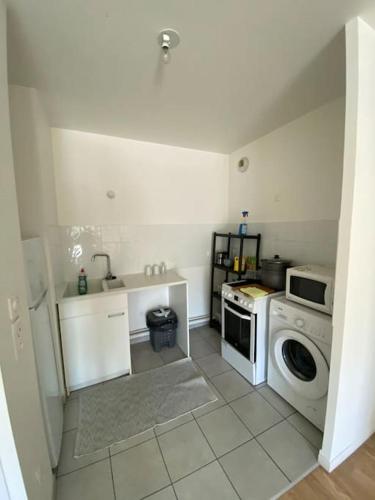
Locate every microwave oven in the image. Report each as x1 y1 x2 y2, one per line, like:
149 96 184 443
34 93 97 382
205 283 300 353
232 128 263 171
286 265 335 315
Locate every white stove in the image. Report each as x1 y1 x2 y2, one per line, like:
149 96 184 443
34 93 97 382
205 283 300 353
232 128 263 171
221 280 283 385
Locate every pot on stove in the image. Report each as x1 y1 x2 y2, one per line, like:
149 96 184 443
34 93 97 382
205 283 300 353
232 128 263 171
260 255 291 290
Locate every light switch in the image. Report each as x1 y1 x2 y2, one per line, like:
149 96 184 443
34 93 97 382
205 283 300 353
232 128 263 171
8 296 20 322
11 317 24 361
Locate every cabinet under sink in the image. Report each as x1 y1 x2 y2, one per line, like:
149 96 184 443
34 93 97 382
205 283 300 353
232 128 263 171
59 291 131 392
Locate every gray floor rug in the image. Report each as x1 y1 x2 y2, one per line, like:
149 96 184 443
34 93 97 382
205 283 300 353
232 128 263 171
75 358 217 457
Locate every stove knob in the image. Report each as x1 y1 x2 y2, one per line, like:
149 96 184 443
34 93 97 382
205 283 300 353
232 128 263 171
228 293 233 299
244 301 249 307
240 299 244 304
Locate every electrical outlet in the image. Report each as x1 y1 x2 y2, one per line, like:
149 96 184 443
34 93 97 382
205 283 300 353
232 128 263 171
11 317 24 361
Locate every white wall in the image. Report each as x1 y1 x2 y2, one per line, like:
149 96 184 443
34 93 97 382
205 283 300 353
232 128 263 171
51 129 229 327
320 17 375 471
9 85 63 285
9 84 66 399
0 5 54 499
9 87 58 236
0 368 26 500
229 99 344 223
228 99 345 265
52 128 228 226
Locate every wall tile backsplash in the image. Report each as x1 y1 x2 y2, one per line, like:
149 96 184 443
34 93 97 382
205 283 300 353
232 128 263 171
51 219 338 322
54 219 338 283
57 223 228 282
227 220 338 267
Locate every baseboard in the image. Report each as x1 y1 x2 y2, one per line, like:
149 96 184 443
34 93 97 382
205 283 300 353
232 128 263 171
69 369 130 392
318 449 332 471
318 431 373 472
130 315 210 344
130 328 150 344
189 315 209 329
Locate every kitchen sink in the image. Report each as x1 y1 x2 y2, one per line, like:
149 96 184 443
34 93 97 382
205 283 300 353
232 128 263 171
63 278 103 298
63 277 126 298
102 278 126 291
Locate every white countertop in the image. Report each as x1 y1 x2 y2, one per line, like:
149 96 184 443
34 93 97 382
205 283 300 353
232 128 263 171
56 269 187 304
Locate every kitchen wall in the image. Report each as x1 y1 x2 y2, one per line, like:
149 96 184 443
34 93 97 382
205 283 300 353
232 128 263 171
321 17 375 471
51 129 229 328
51 98 344 328
0 7 54 499
9 85 63 284
52 128 228 226
228 98 345 266
9 84 66 392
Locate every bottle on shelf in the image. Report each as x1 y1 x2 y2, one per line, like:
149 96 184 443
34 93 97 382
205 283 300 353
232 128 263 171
233 256 246 272
246 256 257 271
239 210 249 235
241 256 246 272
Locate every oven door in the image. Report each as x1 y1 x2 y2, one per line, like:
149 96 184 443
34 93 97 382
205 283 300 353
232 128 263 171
223 300 256 363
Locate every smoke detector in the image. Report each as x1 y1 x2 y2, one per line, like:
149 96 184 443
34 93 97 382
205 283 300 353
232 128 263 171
238 157 249 173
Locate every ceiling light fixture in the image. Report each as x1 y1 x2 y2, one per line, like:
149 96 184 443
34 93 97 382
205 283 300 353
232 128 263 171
158 29 180 64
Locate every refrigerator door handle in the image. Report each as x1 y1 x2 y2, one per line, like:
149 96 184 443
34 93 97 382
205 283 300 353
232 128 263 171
28 289 47 311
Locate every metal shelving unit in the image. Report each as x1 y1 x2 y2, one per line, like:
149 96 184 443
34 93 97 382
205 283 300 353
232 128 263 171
209 232 261 331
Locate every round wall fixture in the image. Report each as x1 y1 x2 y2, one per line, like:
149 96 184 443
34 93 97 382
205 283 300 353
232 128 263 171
158 29 180 64
238 157 249 173
106 190 116 199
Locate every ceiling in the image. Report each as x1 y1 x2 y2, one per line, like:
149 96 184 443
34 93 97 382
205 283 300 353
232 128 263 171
5 0 375 153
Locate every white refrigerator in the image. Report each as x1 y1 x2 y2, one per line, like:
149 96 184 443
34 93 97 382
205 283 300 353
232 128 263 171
22 237 63 469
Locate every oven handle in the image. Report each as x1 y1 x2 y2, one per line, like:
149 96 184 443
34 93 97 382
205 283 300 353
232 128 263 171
224 303 252 320
250 315 256 364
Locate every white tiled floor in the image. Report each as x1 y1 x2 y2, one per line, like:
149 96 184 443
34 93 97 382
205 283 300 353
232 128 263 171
111 439 170 499
196 406 252 457
57 326 323 500
158 420 215 482
210 369 254 402
230 391 284 436
220 440 289 500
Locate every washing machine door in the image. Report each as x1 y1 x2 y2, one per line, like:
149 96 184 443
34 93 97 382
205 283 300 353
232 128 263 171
271 329 329 400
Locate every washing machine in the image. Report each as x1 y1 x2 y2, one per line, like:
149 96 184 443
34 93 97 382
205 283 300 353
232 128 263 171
268 296 332 431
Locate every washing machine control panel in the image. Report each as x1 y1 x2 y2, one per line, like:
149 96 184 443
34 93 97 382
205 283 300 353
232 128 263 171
271 298 332 344
294 317 331 342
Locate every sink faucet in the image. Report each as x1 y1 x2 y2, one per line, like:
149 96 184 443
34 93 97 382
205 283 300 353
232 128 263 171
91 253 114 280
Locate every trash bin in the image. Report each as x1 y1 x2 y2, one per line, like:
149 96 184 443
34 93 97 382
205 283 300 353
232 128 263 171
146 307 178 352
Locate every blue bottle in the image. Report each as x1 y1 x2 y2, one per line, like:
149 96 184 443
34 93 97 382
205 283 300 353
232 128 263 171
239 211 249 235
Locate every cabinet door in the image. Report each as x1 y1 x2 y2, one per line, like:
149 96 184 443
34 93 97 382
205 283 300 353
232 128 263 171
61 310 130 391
